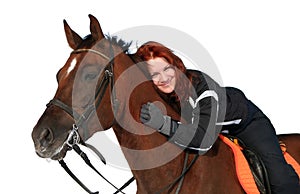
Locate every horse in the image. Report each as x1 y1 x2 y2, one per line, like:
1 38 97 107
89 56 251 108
31 14 300 193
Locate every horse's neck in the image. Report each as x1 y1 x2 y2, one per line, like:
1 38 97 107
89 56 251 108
111 53 187 191
112 124 185 192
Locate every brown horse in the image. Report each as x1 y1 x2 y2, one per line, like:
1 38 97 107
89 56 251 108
31 15 300 193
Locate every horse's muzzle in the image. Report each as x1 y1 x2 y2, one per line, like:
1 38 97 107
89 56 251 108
32 126 68 160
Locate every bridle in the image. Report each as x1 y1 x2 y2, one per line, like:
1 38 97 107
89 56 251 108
45 43 198 194
47 46 119 141
46 44 133 194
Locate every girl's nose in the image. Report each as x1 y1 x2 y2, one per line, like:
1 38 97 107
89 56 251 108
159 72 168 83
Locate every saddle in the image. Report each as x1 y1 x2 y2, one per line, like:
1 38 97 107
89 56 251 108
219 135 300 194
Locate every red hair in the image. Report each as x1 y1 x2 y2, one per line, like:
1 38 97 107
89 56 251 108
136 41 192 102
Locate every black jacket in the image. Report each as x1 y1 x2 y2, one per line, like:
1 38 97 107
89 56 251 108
159 70 259 154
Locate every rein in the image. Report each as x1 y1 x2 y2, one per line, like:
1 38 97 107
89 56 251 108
47 46 131 194
47 47 198 193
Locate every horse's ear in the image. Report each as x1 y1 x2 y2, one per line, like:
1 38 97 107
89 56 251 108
63 19 83 50
88 14 105 41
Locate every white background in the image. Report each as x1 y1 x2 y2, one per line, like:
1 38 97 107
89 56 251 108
1 0 300 193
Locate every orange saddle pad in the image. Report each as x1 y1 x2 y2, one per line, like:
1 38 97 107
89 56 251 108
219 135 300 194
280 142 300 177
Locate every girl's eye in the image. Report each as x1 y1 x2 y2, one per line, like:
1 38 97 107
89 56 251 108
151 73 158 77
164 66 175 73
150 73 160 81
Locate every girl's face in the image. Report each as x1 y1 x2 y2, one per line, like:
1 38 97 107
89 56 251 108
147 57 176 94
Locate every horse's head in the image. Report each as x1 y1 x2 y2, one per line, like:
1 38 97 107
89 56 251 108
32 14 182 165
32 15 130 160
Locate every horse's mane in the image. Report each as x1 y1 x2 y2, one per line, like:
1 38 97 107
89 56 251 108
105 34 132 53
104 34 150 76
82 34 132 53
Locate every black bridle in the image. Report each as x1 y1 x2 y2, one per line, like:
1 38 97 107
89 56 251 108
46 44 198 194
47 46 118 140
46 45 133 194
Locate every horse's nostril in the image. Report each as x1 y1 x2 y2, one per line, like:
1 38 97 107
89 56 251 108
39 128 54 147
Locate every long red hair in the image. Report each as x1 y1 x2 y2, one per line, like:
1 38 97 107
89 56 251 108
135 41 192 103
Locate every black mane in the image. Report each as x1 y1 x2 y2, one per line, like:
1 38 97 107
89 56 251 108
81 34 132 53
105 34 132 53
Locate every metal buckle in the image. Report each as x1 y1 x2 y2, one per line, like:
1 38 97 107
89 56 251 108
105 69 113 77
66 124 80 148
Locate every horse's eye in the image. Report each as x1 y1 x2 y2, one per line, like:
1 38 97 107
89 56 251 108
84 73 97 81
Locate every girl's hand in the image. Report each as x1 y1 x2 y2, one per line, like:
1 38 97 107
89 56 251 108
140 102 165 130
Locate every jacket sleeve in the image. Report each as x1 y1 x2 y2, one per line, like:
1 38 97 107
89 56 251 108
167 93 219 154
158 71 220 154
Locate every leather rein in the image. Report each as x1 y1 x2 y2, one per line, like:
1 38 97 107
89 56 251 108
47 45 133 194
46 45 198 194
